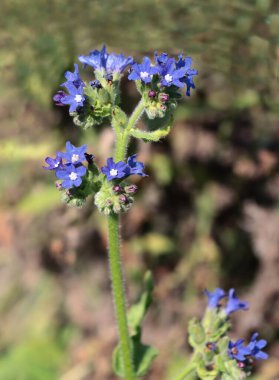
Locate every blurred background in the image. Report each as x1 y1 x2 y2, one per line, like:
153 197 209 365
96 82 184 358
0 0 279 379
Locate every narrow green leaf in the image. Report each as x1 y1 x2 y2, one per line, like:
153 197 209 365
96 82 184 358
130 124 171 142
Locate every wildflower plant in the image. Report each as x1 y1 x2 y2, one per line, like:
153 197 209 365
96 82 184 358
45 45 268 379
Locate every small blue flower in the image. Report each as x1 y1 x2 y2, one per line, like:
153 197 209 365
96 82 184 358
204 288 226 308
127 154 147 176
43 153 63 170
176 54 198 96
101 158 130 180
106 53 134 74
247 333 268 360
224 289 249 315
228 339 251 362
55 163 87 189
62 63 84 89
61 141 87 165
53 91 67 106
159 60 188 88
60 83 85 113
128 57 159 84
155 52 175 67
79 45 133 75
79 45 108 72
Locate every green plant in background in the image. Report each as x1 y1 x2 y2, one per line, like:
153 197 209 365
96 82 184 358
44 46 268 379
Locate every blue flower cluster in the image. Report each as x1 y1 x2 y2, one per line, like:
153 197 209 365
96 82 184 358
53 46 198 118
44 143 147 190
43 141 88 189
101 155 147 181
228 333 268 364
205 287 248 315
128 51 198 96
205 287 268 368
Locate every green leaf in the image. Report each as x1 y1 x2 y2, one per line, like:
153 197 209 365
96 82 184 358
188 318 206 348
128 271 154 335
112 272 157 378
130 124 171 142
112 335 158 378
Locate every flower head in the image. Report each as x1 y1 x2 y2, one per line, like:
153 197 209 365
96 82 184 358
79 45 133 75
60 141 87 165
106 53 134 74
128 57 159 84
43 153 63 170
101 158 130 181
62 63 84 88
60 83 85 113
204 288 226 308
55 163 87 189
176 54 198 96
53 91 67 106
79 45 108 71
224 289 249 315
127 154 147 176
247 333 268 360
228 339 251 362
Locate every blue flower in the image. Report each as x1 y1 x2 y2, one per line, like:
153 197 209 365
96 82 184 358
79 45 133 75
176 54 198 96
128 57 159 84
204 288 226 308
155 52 175 67
247 333 268 360
60 141 87 165
79 45 108 72
101 158 130 181
53 91 67 106
127 154 147 176
106 53 134 74
60 83 85 113
224 289 249 315
55 163 87 189
62 63 84 88
159 59 188 88
43 153 63 170
228 339 251 362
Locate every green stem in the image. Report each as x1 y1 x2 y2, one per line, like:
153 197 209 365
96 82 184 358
115 98 145 161
107 99 146 379
108 213 135 380
174 364 195 380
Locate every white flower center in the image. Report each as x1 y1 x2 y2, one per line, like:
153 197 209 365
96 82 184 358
71 154 79 163
74 94 82 103
54 162 59 167
140 71 149 79
110 169 118 177
164 74 173 83
69 172 78 181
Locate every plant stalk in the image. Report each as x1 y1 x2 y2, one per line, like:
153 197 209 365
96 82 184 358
107 99 145 379
108 213 135 380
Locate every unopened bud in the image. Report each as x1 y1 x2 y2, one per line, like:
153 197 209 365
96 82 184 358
113 185 122 194
148 90 156 98
125 185 138 194
119 194 128 204
159 93 169 102
55 182 63 191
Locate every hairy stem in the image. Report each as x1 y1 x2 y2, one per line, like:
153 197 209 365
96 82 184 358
115 98 145 161
108 213 135 380
174 364 195 380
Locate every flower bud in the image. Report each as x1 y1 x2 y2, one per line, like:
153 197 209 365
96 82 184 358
89 80 102 89
159 93 169 102
148 90 156 98
85 152 95 164
125 185 138 194
113 185 122 194
55 182 63 191
53 91 67 106
119 194 128 204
